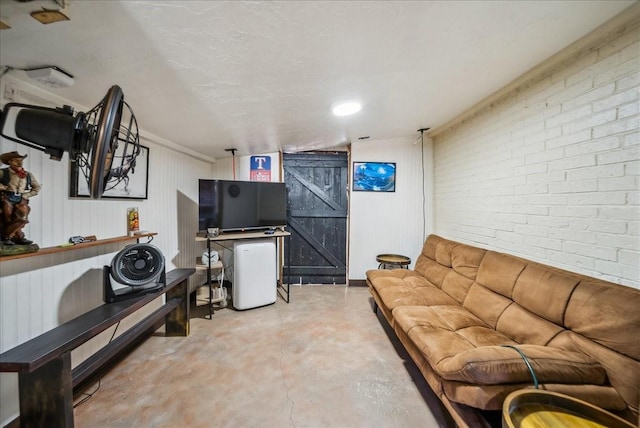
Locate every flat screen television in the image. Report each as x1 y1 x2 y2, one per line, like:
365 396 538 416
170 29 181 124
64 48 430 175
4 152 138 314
198 179 288 232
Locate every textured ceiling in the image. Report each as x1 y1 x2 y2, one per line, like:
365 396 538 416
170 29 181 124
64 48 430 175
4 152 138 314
0 0 635 160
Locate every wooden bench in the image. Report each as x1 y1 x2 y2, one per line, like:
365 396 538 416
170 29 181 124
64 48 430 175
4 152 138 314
0 268 195 428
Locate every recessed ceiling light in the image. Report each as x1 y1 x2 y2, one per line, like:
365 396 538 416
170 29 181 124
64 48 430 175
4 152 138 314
332 101 362 116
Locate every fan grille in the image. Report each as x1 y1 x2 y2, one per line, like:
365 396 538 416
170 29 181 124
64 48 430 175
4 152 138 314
111 244 164 287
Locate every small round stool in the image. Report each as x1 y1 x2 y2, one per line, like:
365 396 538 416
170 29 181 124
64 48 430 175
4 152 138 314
376 254 411 269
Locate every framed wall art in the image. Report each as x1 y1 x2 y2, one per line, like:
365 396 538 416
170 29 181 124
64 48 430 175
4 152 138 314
69 145 149 199
352 161 396 192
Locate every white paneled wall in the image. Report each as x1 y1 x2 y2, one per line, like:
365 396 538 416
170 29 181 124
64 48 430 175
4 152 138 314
0 77 213 425
433 15 639 288
349 136 434 279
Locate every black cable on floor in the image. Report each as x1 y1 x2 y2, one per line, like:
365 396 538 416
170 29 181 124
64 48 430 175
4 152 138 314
73 321 121 408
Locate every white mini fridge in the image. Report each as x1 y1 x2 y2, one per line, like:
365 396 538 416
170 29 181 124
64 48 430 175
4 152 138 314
233 238 277 310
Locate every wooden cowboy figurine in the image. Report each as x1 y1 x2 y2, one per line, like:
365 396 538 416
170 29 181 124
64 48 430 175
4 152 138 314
0 151 41 245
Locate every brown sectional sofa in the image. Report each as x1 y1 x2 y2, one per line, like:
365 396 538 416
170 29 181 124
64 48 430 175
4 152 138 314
366 234 639 427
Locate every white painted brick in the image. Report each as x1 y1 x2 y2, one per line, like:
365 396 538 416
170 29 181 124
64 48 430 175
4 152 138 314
588 219 627 234
549 228 596 243
562 83 615 110
546 129 592 149
525 105 562 126
566 192 627 205
562 109 617 135
546 105 592 129
597 146 640 165
615 40 640 65
619 249 640 266
549 205 598 218
512 205 549 215
616 71 639 92
524 236 563 251
514 163 547 176
626 160 640 175
548 79 594 105
496 98 527 120
524 128 562 146
495 231 524 243
552 50 597 82
512 121 545 140
513 142 546 158
596 262 639 286
524 194 568 206
513 224 549 239
564 136 620 157
523 78 562 105
594 87 639 113
594 260 625 278
568 218 590 231
598 176 637 191
434 23 639 287
628 191 640 205
548 153 597 171
624 131 639 146
567 164 624 181
549 180 598 194
594 57 640 87
514 183 548 194
597 233 639 250
599 206 639 220
597 30 640 61
619 101 639 119
525 148 564 165
546 251 595 270
526 171 566 184
528 216 570 228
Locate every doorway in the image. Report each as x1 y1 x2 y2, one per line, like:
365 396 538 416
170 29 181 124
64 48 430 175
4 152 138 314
283 152 348 284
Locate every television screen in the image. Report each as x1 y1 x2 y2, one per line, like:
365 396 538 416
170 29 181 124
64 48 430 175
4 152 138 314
198 179 287 232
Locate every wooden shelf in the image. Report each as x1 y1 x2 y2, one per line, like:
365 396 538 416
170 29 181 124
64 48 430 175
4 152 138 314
0 233 157 262
195 259 223 271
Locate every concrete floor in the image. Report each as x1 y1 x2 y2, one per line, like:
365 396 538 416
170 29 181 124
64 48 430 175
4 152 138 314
73 285 456 428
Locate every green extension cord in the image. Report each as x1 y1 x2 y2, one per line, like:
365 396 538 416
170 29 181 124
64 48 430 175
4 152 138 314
501 345 539 389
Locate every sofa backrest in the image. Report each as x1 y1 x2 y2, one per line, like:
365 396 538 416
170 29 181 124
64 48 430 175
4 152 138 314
414 234 640 416
414 235 486 304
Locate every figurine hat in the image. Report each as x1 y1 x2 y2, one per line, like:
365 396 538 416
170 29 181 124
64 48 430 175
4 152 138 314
0 151 27 165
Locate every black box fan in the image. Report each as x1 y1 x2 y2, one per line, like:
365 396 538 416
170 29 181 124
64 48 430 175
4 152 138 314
104 243 166 303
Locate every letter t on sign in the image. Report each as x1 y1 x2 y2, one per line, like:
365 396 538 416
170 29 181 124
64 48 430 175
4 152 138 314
250 156 271 182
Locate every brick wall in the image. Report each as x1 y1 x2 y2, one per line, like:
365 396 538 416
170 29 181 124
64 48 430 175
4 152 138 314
432 10 639 288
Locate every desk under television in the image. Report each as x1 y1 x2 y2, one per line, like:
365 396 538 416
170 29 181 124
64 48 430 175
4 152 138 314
197 229 291 242
196 229 292 305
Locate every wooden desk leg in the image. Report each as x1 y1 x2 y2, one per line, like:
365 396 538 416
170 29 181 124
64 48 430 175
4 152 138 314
19 352 73 428
165 278 189 337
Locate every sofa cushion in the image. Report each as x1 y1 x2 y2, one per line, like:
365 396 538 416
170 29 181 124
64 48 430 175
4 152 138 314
435 345 606 385
414 258 451 289
394 305 606 386
450 242 486 281
476 251 526 298
366 268 421 282
442 383 627 412
377 282 458 311
565 279 640 360
512 263 579 325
